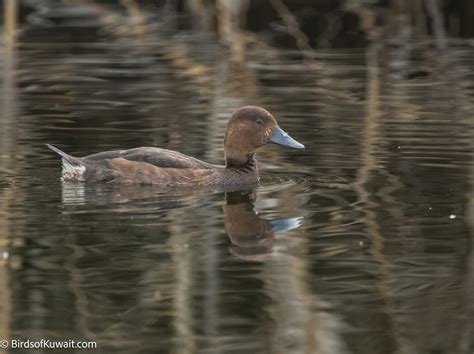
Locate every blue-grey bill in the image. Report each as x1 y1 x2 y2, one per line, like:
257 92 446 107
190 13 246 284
269 126 305 149
269 217 303 233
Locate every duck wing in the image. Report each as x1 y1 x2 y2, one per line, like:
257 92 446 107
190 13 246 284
47 145 221 185
84 147 217 170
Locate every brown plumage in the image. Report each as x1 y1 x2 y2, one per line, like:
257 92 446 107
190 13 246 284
47 106 304 186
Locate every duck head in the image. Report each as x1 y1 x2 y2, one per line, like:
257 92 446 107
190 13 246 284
224 106 304 167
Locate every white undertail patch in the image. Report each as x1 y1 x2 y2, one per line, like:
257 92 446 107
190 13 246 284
61 159 86 181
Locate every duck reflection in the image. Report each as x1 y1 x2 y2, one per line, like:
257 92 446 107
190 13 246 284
224 191 302 261
60 183 303 260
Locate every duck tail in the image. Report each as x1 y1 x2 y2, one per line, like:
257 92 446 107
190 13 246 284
46 144 86 180
46 144 80 164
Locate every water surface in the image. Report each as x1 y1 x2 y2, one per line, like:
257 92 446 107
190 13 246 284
0 3 473 354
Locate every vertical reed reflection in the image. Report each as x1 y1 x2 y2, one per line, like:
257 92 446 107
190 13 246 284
202 214 219 352
169 209 196 354
1 0 17 153
353 33 399 351
0 0 17 346
263 256 349 354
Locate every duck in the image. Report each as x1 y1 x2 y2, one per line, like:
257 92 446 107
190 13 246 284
47 106 304 186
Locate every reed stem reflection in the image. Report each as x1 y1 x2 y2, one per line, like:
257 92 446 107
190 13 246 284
0 0 17 346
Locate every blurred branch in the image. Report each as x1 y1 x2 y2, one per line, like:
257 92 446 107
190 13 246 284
3 0 17 47
270 0 313 59
120 0 147 38
317 12 341 49
216 0 249 63
424 0 447 49
187 0 214 31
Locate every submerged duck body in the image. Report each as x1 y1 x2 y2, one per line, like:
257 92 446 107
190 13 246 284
47 106 304 186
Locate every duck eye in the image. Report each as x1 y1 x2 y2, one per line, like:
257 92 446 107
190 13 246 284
255 117 263 125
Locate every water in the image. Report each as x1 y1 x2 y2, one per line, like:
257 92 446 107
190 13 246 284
0 3 473 354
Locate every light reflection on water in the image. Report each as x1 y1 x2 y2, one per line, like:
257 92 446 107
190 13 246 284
0 2 473 354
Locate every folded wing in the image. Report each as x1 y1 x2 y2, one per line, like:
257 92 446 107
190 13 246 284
84 147 216 170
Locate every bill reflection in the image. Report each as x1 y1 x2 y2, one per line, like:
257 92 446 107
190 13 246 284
224 191 303 261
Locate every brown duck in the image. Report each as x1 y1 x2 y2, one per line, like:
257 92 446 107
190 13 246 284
47 106 304 186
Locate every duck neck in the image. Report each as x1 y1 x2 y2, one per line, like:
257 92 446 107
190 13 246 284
225 153 257 172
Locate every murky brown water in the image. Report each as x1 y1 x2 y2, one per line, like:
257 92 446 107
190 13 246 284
0 2 473 354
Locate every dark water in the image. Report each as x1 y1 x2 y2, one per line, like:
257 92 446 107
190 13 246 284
0 3 473 354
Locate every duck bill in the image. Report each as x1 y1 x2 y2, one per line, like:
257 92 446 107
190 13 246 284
269 126 305 149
